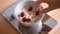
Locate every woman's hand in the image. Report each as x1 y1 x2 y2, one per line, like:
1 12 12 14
35 0 60 13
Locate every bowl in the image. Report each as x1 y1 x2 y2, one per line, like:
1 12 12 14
14 0 43 34
14 0 42 26
15 0 43 29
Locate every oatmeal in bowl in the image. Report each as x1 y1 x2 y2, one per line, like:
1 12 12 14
18 6 42 24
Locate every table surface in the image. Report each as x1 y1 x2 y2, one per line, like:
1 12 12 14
0 0 60 34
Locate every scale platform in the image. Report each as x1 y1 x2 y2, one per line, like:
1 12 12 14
2 0 57 34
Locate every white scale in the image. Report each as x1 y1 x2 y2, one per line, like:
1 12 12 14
2 0 57 34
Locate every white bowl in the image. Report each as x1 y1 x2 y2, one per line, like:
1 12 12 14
14 0 42 27
14 0 43 33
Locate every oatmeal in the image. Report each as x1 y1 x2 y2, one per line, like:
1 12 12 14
18 6 42 23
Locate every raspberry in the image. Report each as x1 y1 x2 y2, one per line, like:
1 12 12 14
20 12 25 17
22 17 26 22
35 7 41 15
28 6 33 11
26 18 31 22
36 10 40 15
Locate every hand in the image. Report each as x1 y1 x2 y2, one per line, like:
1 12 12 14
35 0 60 13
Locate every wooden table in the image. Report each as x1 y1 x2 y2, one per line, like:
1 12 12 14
0 0 60 34
0 0 19 34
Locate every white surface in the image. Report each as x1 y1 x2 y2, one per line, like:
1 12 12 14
44 18 57 28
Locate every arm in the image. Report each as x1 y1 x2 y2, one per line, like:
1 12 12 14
35 0 60 13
